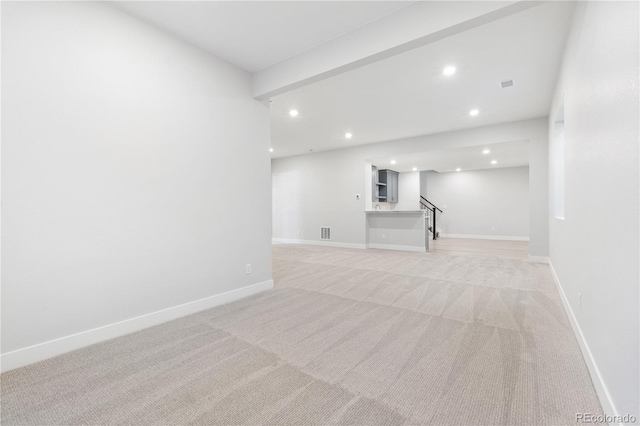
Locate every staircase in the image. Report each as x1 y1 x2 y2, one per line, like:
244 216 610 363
420 196 442 240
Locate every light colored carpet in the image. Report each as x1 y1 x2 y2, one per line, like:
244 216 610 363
1 243 602 425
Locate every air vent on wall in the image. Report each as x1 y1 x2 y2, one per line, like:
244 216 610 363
320 227 331 240
501 79 514 88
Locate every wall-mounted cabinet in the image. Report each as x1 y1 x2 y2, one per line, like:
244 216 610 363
378 169 399 203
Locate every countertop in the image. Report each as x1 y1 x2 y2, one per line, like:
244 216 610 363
364 210 427 214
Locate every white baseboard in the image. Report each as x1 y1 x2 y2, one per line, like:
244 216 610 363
272 238 366 250
0 280 274 373
272 238 426 253
528 255 549 263
440 233 529 241
367 243 426 252
548 261 618 422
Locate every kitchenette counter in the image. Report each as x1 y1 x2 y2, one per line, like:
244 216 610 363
365 210 429 251
365 210 427 214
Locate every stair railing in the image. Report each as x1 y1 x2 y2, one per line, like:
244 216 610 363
420 196 442 240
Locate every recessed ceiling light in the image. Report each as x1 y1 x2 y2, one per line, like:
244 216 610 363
390 160 396 165
345 133 353 139
456 168 461 172
443 66 456 76
469 109 479 117
269 148 274 153
491 160 497 165
289 109 299 117
412 167 417 171
482 149 490 154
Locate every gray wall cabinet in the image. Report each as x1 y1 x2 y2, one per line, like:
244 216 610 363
378 169 399 203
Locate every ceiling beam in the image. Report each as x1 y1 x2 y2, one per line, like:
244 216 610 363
252 1 545 100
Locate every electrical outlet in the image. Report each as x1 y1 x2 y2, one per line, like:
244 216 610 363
381 234 386 240
298 230 302 236
246 264 252 275
491 227 496 232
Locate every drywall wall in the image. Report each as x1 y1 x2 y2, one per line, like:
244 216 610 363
272 118 548 255
422 167 529 239
394 172 421 211
548 1 639 419
1 2 271 366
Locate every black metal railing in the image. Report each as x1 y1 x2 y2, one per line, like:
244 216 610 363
420 196 442 240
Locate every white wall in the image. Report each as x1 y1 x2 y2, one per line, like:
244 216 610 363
1 2 272 367
395 171 421 211
548 1 639 419
272 148 367 247
272 118 548 255
422 167 529 239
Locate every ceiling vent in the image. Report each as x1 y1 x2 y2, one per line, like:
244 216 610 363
501 80 514 89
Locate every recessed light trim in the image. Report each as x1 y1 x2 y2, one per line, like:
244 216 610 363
390 160 396 165
491 160 497 165
412 167 417 171
289 109 299 117
482 149 490 154
443 66 456 76
269 148 274 153
345 133 353 139
456 168 461 172
469 109 480 117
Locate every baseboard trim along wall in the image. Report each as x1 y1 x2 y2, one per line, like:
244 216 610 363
272 238 367 250
0 279 274 373
367 243 425 252
527 256 550 264
548 261 618 423
440 233 530 241
271 238 425 252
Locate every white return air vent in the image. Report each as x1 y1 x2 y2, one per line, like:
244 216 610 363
500 79 514 88
320 227 331 240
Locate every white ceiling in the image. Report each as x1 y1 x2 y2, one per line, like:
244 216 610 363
369 140 529 173
270 1 574 158
110 1 412 72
